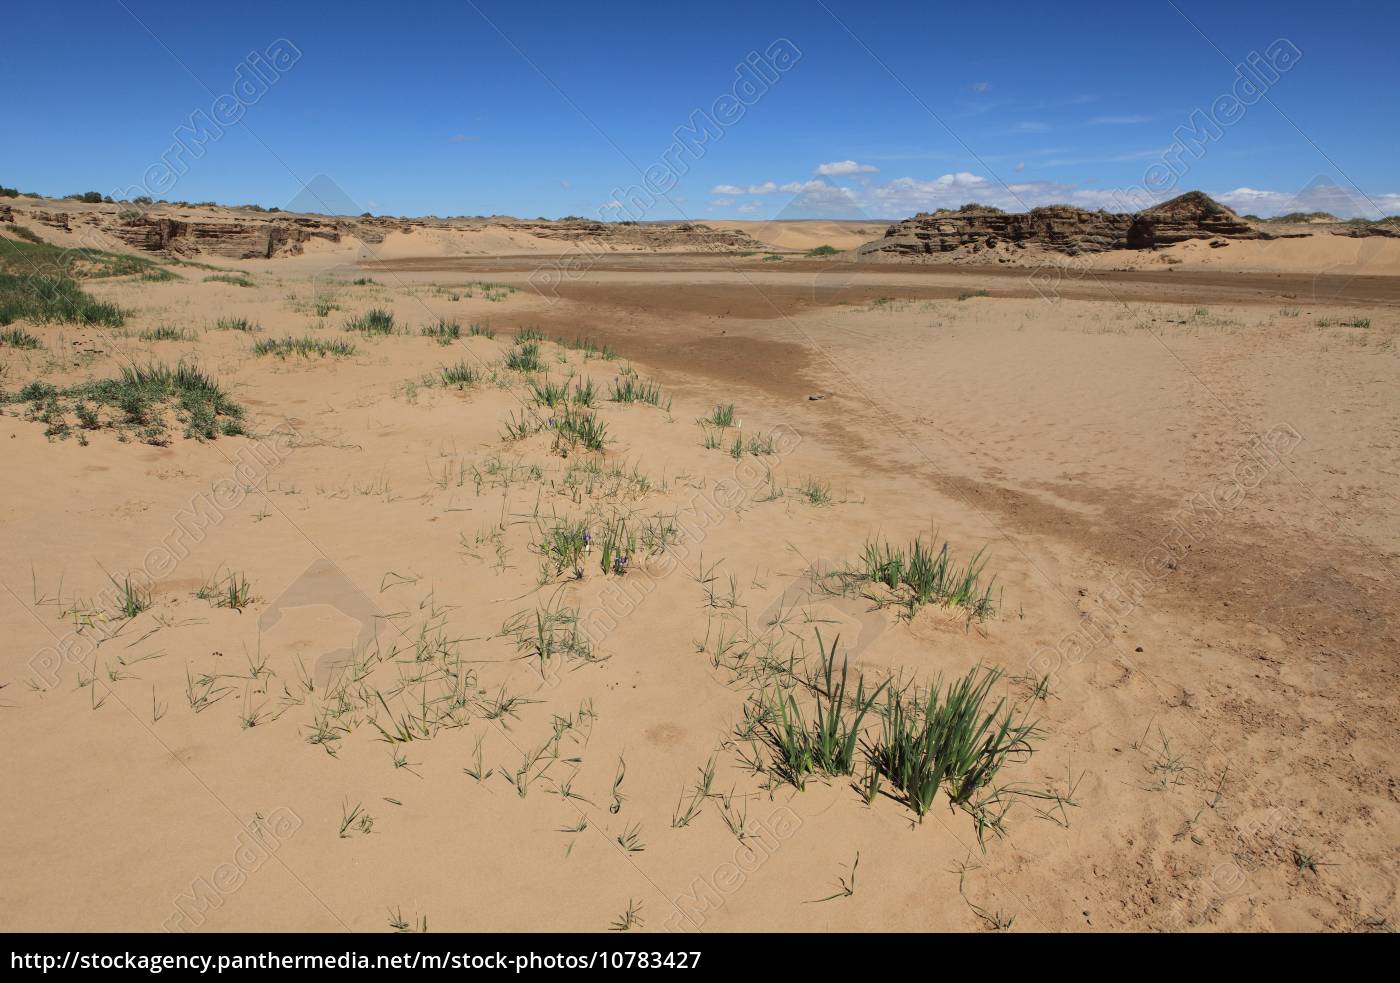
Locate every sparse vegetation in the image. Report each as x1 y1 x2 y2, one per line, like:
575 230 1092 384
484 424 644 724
865 664 1038 819
346 308 395 334
505 340 543 372
0 326 42 348
253 336 356 358
214 316 259 333
0 272 126 327
421 318 461 344
204 273 254 288
853 535 997 620
1 361 244 444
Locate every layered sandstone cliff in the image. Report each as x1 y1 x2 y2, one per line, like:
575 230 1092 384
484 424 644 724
856 192 1267 261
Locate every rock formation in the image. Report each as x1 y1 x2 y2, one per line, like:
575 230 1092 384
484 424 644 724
856 192 1266 261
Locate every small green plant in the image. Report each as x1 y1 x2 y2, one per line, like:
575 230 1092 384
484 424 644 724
196 570 255 611
958 289 990 300
514 327 546 343
609 899 643 931
467 323 495 339
758 632 885 790
421 318 461 344
865 664 1038 819
138 325 193 342
702 403 736 427
345 308 395 334
856 535 997 619
608 376 668 407
807 244 839 257
253 336 355 358
0 327 41 348
505 341 543 372
529 377 570 408
798 477 832 505
215 316 259 333
107 572 152 619
551 407 607 453
203 273 253 287
439 361 480 387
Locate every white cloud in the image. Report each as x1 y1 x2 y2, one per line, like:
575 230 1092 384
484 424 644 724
815 160 879 176
1216 184 1400 218
709 182 777 195
970 81 992 93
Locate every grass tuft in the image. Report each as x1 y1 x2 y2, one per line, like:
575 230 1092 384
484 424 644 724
253 336 356 358
345 308 395 335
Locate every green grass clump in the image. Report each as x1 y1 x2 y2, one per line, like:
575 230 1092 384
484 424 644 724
1316 316 1371 329
807 244 839 256
550 407 607 453
204 273 254 288
608 376 668 408
138 325 193 342
958 289 990 300
421 318 461 344
0 236 169 281
467 323 495 339
352 277 378 286
562 336 618 360
529 377 570 408
214 316 259 333
196 570 255 611
798 477 832 505
857 536 996 620
5 361 244 444
346 308 395 334
532 516 591 579
0 272 126 326
514 326 546 343
107 572 153 619
253 336 356 358
439 361 481 387
701 403 736 428
504 340 543 372
0 326 42 348
865 665 1037 818
758 632 885 790
4 223 43 243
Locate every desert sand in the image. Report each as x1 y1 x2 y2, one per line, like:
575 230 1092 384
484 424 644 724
1 207 1397 935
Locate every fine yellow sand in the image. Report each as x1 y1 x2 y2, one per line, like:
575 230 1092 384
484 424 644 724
1 234 1397 933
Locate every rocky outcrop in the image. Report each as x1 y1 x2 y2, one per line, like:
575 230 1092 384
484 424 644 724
110 215 342 259
1124 191 1264 248
857 192 1266 261
858 205 1131 259
10 200 764 260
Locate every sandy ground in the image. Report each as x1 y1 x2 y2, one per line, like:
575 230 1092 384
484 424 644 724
724 220 892 252
1 242 1397 933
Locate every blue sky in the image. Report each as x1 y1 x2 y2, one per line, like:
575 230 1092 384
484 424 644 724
3 1 1396 219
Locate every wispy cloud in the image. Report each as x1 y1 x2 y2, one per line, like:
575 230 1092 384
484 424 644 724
1086 115 1152 126
814 160 879 176
710 182 778 195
